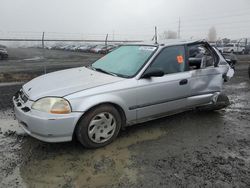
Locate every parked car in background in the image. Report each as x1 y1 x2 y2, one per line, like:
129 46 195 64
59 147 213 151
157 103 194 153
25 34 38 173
223 43 245 54
47 43 119 54
77 44 96 52
64 45 77 51
216 44 224 53
0 46 8 60
212 46 238 69
51 44 65 50
13 40 234 148
99 45 117 54
221 53 238 70
89 45 107 53
209 43 224 53
244 45 250 54
71 45 80 51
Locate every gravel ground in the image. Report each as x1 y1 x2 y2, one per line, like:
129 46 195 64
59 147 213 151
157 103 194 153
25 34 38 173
0 48 250 188
0 48 102 82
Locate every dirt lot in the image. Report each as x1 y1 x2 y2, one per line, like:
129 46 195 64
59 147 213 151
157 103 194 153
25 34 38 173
0 48 102 82
0 48 250 188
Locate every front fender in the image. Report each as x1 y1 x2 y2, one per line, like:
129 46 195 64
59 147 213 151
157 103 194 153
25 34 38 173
65 93 136 123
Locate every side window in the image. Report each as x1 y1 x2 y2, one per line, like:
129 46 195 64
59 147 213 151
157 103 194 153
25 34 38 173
150 45 186 74
188 44 216 70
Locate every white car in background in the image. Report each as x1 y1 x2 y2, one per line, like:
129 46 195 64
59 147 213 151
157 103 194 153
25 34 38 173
223 43 245 54
90 45 106 53
216 45 224 53
0 47 8 60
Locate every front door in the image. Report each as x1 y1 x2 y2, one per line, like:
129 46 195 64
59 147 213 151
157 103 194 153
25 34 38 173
135 45 191 121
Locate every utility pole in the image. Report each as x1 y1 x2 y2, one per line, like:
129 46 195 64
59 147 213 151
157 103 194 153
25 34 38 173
105 34 108 46
42 32 45 48
42 32 46 74
178 17 181 39
154 26 158 44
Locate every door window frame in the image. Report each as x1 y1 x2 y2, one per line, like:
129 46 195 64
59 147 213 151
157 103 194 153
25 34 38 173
140 44 189 78
186 42 220 71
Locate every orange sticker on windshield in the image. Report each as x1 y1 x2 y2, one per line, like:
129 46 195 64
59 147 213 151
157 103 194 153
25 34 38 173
177 55 184 64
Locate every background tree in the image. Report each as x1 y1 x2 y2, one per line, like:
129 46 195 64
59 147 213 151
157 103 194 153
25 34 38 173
208 27 217 42
160 30 178 39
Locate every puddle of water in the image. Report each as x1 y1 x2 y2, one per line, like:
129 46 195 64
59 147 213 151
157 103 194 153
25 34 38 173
0 109 167 187
224 81 249 89
227 90 250 112
0 82 24 87
0 119 26 136
0 117 26 187
1 166 25 187
19 126 167 188
23 56 44 61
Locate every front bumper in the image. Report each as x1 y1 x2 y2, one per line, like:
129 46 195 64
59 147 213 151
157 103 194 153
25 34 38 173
13 95 83 143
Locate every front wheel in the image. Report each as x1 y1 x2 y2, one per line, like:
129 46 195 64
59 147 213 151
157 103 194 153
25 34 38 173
76 104 122 148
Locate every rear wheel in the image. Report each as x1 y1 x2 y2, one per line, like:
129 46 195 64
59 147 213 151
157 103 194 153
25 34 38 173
76 104 122 148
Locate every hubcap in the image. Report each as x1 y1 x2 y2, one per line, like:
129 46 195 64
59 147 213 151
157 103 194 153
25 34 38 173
88 112 116 143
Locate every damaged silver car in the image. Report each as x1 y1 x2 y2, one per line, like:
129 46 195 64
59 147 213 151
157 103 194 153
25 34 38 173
13 40 234 148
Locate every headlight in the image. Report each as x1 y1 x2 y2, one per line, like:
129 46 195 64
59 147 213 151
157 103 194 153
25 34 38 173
32 97 71 114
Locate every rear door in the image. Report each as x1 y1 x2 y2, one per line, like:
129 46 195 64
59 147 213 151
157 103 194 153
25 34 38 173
186 42 225 107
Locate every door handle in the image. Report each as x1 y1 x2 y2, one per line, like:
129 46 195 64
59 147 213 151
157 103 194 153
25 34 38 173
179 79 188 85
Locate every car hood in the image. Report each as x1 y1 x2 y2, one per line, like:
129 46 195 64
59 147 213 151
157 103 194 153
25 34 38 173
23 67 124 101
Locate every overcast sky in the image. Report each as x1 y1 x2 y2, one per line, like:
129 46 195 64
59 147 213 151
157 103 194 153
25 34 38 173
0 0 250 41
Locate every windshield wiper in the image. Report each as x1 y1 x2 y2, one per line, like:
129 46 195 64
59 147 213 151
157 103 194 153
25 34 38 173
88 65 130 78
90 66 118 77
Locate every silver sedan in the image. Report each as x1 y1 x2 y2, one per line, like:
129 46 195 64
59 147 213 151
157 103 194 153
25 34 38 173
13 40 234 148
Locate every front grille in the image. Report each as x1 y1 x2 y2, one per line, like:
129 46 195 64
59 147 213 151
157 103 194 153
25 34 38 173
14 91 20 100
20 90 28 103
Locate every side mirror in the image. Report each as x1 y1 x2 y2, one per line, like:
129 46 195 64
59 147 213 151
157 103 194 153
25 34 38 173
225 58 231 63
141 67 164 79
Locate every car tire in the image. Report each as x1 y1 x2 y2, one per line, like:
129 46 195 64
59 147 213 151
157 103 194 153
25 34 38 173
197 94 230 111
76 104 122 148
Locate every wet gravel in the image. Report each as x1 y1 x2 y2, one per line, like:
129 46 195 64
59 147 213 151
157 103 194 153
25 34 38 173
0 47 102 82
0 48 250 188
0 84 21 110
